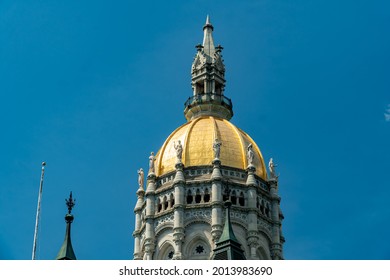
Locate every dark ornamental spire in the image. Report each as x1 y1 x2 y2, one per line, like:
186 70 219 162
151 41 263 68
212 201 246 260
56 192 77 260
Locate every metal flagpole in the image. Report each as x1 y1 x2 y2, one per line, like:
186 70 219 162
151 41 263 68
32 162 46 260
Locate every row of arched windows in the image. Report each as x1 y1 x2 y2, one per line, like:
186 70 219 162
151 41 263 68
187 188 210 204
156 194 175 213
155 190 271 217
257 197 271 218
223 190 245 206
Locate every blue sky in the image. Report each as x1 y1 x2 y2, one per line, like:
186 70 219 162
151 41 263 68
0 0 389 260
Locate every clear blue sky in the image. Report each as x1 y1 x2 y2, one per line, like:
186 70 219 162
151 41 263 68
0 0 389 260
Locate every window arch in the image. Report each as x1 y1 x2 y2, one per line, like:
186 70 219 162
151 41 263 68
204 188 210 203
223 188 229 201
239 191 245 206
260 200 265 215
195 189 201 204
231 190 237 205
169 193 175 208
265 203 270 218
157 198 162 213
163 196 168 211
188 240 211 260
157 242 175 260
187 190 193 204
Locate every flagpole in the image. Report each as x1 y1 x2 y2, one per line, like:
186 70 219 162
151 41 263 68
32 162 46 260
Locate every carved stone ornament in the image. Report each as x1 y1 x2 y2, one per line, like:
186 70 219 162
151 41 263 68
213 138 222 159
149 152 156 173
173 140 183 162
268 158 278 179
137 168 144 189
247 143 254 165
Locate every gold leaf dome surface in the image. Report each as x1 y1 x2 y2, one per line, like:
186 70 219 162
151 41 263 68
155 116 267 179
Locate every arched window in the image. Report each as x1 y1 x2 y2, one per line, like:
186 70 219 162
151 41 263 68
157 198 162 213
167 251 174 259
163 196 168 211
188 240 210 260
158 242 175 260
265 203 270 217
239 191 245 206
231 190 237 205
223 188 229 201
170 193 175 208
260 200 265 215
187 190 193 204
204 188 210 203
195 189 202 203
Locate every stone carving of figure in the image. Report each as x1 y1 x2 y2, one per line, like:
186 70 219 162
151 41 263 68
269 158 278 179
173 140 183 162
137 168 144 189
149 152 156 173
213 138 222 159
247 143 254 165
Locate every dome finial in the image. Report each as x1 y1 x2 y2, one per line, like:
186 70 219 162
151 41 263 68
66 191 75 214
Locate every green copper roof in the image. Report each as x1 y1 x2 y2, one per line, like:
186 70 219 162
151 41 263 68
212 201 246 260
56 192 77 260
218 201 240 244
56 214 76 260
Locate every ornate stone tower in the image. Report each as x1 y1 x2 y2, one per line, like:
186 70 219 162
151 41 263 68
132 16 284 260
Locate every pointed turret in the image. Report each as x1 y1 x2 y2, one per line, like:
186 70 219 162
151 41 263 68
212 201 246 260
185 16 232 121
56 192 77 260
202 15 216 59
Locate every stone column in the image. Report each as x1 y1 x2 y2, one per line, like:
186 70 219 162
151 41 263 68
211 159 223 244
144 173 156 260
193 83 198 95
133 185 144 260
269 178 283 260
173 162 185 259
246 165 260 259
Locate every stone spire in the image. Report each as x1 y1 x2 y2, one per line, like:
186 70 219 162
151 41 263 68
185 16 232 121
202 15 216 60
56 192 77 260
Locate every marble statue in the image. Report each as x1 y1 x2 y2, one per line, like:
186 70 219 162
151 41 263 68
137 168 144 189
213 138 222 159
269 158 278 179
247 143 254 165
149 152 156 173
174 140 183 162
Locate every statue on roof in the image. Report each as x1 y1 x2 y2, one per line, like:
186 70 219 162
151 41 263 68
174 140 183 162
149 152 156 174
268 158 278 179
247 143 254 166
137 168 144 189
213 138 222 159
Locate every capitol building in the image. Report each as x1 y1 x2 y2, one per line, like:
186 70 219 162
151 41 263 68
132 16 284 260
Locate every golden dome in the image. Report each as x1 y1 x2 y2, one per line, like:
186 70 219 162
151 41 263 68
155 116 267 179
